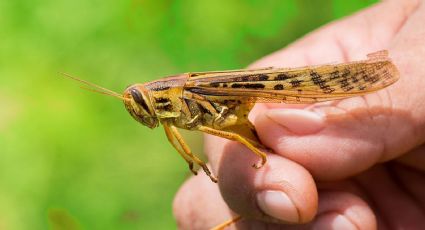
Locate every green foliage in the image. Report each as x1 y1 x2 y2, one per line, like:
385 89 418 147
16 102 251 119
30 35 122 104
0 0 376 229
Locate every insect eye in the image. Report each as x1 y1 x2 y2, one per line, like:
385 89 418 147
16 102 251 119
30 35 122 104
130 88 150 113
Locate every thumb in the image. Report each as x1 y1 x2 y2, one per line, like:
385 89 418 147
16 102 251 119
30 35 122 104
252 0 425 180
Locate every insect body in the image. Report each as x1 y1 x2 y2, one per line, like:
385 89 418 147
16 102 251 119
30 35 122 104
66 50 399 183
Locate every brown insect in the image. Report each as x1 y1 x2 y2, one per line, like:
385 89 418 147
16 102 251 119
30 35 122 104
64 50 399 184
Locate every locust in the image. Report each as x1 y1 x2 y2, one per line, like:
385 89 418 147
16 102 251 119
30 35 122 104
64 50 399 184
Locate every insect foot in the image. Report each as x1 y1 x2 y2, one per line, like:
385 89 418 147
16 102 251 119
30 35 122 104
252 154 267 169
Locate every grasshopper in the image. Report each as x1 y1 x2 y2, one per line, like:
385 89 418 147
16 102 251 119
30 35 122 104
65 50 399 184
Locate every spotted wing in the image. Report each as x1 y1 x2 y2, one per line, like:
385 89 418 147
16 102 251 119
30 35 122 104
184 50 399 103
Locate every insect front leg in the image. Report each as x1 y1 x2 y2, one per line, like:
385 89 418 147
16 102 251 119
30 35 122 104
185 114 201 128
197 126 267 169
165 123 218 183
213 105 228 125
163 124 197 175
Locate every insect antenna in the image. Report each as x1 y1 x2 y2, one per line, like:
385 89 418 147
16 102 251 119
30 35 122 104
61 72 129 101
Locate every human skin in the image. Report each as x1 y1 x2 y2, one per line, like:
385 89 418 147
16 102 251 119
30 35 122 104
173 0 425 229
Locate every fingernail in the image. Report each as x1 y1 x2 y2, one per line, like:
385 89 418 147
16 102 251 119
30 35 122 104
313 213 357 230
256 190 299 223
266 109 325 135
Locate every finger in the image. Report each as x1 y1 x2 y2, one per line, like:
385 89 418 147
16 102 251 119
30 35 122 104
250 1 425 180
396 143 425 171
310 191 376 230
215 142 318 224
355 164 425 229
390 162 425 211
254 100 391 181
340 159 425 229
237 192 375 230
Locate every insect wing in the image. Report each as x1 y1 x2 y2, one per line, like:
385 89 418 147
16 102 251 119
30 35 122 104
184 50 399 103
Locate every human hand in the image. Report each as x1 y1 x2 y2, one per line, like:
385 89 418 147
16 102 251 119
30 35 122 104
174 0 425 229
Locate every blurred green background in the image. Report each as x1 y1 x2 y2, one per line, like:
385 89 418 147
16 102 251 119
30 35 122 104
0 0 377 229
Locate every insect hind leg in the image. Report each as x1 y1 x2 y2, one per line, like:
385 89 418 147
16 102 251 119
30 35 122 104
210 215 242 230
198 126 267 169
